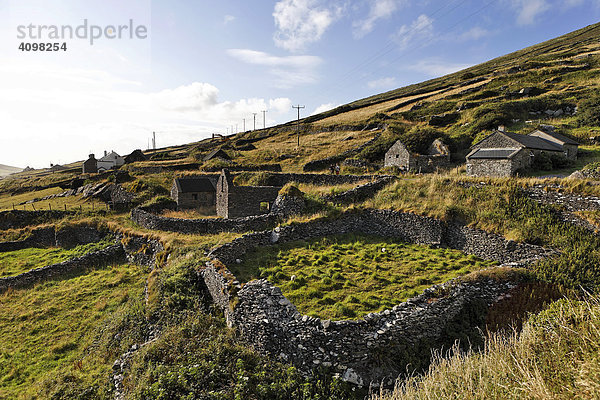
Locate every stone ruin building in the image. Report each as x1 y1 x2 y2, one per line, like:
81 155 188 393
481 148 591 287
384 138 450 172
216 169 281 218
170 170 282 218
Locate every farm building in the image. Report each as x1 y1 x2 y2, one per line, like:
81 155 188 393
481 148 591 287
82 154 98 173
466 129 571 177
124 149 147 164
97 151 125 172
384 138 450 172
528 127 579 159
171 177 217 210
216 169 281 218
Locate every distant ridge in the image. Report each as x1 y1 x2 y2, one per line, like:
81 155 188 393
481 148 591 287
0 164 23 178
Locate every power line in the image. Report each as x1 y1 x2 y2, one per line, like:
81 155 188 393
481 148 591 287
309 0 497 108
292 105 305 147
262 110 268 129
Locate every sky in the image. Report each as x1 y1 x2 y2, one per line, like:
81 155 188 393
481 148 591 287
0 0 599 169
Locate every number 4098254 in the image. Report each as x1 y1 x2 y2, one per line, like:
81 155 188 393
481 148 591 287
18 42 67 51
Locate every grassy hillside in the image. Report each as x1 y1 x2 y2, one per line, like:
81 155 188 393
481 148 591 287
2 22 600 400
105 22 600 176
0 164 22 179
373 296 600 400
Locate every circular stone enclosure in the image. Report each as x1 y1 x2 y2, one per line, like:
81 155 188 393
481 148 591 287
229 233 498 320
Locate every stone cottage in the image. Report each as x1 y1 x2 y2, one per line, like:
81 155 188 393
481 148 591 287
528 127 579 159
82 154 97 174
384 138 450 172
216 169 281 218
171 177 217 210
466 129 567 177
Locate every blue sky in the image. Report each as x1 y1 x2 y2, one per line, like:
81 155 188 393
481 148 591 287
0 0 599 168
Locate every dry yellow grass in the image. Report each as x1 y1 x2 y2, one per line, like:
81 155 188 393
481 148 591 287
314 79 491 127
296 181 370 197
372 296 600 400
0 188 107 212
238 129 378 172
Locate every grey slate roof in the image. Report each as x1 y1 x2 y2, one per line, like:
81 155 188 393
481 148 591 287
529 129 579 145
468 148 522 159
175 177 215 193
203 148 230 161
499 131 564 152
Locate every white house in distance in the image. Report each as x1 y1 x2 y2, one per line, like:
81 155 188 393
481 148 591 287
97 150 125 172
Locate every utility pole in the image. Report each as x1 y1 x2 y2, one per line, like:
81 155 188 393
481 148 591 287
292 105 305 147
262 110 268 129
152 131 156 150
235 123 238 134
253 113 257 131
243 118 246 132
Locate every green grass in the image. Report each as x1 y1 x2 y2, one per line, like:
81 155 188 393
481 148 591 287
0 191 108 212
367 175 600 292
231 234 497 320
373 295 600 400
0 236 115 277
0 263 146 399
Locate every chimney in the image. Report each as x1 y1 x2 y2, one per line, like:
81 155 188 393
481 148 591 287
104 150 108 157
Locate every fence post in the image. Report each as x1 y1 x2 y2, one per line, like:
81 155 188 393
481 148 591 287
49 203 52 211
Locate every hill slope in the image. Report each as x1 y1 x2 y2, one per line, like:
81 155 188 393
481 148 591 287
0 164 22 178
133 22 600 174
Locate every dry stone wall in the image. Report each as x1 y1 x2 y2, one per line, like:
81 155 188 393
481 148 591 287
0 244 126 294
0 227 55 252
202 209 556 386
131 207 278 234
324 176 395 205
0 210 72 230
0 226 165 293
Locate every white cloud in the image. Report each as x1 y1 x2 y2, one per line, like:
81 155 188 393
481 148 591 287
154 82 219 112
393 14 434 50
227 48 322 88
272 0 341 52
367 77 397 89
224 15 236 24
458 26 490 42
311 103 337 115
511 0 550 25
407 59 472 77
270 98 293 114
353 0 405 38
0 63 293 168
